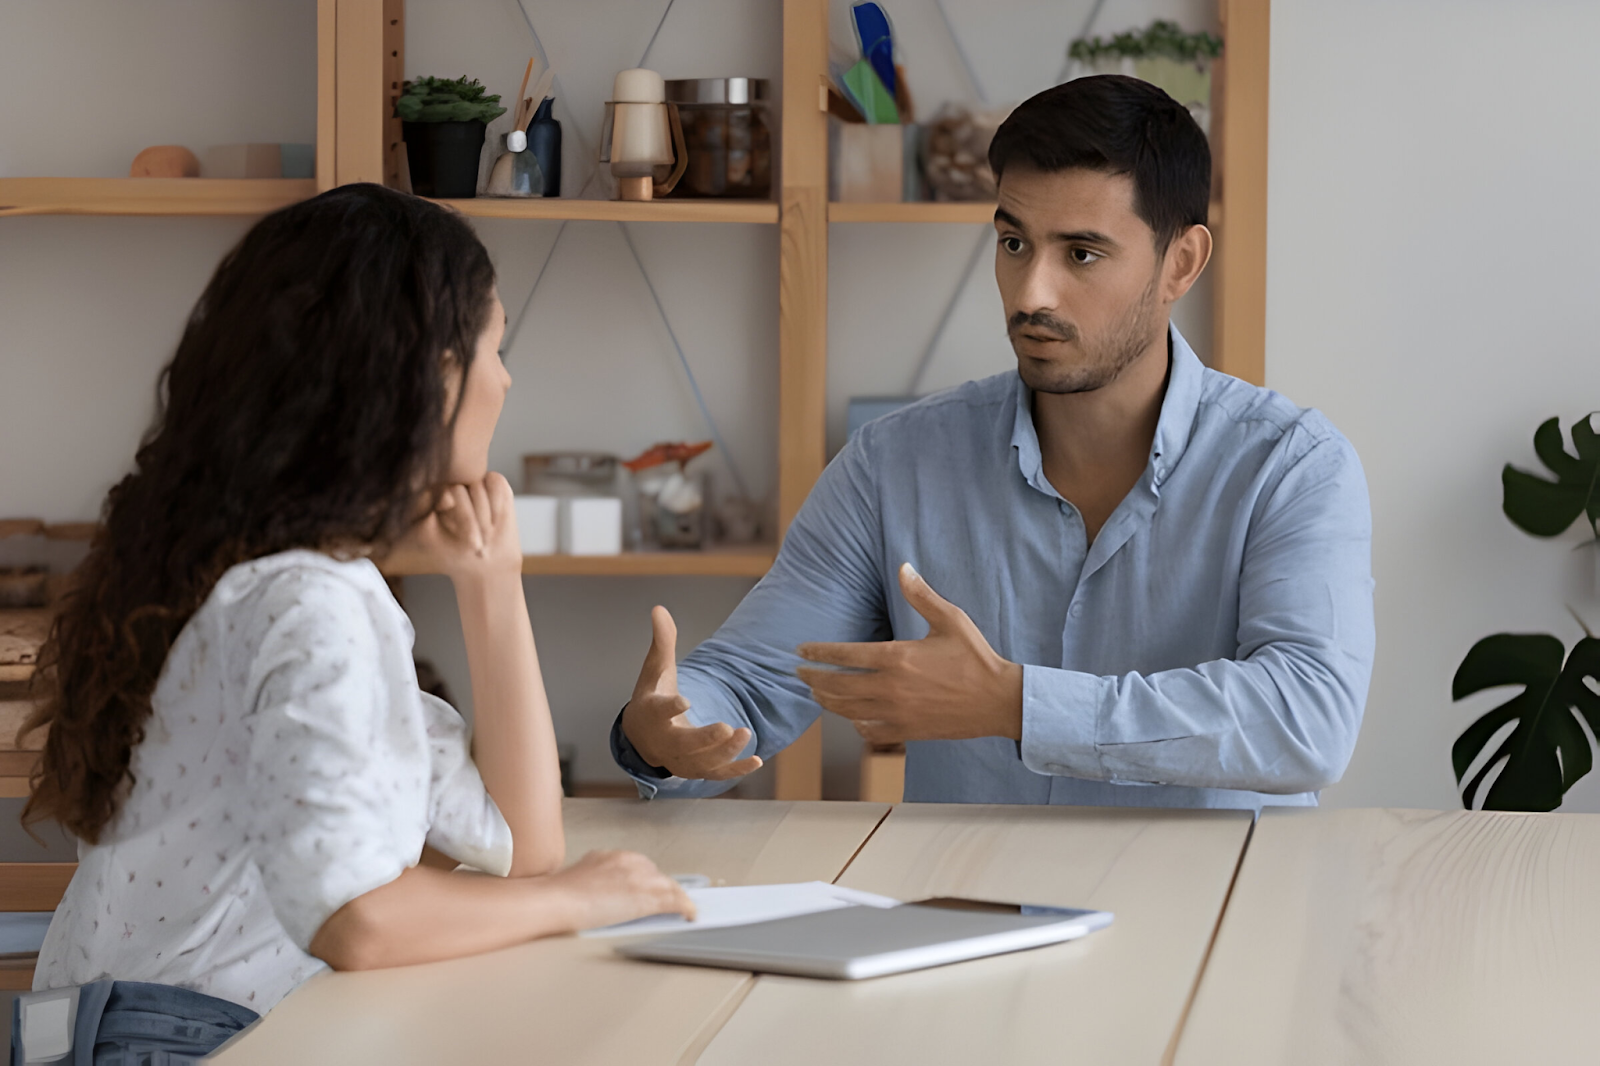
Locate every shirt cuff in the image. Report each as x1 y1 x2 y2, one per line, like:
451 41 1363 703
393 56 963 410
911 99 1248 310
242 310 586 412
610 706 672 797
1019 664 1111 780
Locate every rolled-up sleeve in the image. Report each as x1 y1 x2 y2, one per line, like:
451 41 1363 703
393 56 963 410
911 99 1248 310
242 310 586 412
1020 434 1375 795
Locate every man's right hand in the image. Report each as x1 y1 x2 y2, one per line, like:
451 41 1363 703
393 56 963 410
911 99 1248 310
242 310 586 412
620 606 764 781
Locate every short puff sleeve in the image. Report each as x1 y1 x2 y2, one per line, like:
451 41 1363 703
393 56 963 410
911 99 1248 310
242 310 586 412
420 692 513 876
243 570 437 950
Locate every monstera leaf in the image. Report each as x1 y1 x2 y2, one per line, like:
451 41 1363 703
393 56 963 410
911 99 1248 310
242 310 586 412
1501 414 1600 537
1452 633 1600 810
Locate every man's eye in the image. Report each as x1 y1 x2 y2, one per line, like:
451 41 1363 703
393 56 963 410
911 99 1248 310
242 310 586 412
1000 236 1026 255
1070 247 1102 265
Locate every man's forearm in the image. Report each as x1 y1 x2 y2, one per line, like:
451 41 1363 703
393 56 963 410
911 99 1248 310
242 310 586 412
1019 645 1364 794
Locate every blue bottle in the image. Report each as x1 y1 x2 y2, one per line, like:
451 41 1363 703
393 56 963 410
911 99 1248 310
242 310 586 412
528 97 562 197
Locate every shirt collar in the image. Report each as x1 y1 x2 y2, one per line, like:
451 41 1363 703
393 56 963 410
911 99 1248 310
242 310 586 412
1010 322 1205 494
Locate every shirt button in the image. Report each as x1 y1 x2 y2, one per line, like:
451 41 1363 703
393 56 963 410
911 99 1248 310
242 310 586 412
1069 603 1084 618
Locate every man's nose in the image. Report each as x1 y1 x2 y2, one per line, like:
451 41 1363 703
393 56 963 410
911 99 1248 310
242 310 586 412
1014 259 1060 320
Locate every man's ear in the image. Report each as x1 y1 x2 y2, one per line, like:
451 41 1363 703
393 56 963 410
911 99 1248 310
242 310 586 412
1160 224 1214 304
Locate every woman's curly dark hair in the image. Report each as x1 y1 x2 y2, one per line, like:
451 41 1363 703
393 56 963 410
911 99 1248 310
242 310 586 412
23 183 497 843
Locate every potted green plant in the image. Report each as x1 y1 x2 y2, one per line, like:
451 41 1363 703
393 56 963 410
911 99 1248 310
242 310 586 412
1451 413 1600 810
396 76 507 199
1067 20 1223 135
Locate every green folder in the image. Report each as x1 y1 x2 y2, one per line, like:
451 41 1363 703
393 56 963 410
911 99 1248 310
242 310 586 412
844 59 900 124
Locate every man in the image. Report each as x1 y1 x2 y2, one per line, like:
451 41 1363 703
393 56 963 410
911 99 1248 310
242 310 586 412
610 75 1374 809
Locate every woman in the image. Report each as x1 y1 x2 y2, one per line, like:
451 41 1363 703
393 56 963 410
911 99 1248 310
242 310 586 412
18 184 691 1056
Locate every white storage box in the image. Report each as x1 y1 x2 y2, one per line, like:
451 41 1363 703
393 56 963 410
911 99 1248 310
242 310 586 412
561 497 623 556
514 495 559 555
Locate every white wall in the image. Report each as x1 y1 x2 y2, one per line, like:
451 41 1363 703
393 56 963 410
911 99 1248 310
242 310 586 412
1268 0 1600 811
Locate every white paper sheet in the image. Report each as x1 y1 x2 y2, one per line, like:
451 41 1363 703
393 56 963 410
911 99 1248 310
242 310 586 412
580 880 900 938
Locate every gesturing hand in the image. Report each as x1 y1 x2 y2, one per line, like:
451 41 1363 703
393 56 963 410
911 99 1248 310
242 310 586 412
390 472 523 584
797 563 1024 745
620 606 765 781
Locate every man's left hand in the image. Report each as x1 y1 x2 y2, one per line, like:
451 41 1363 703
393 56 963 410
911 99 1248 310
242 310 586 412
796 563 1024 744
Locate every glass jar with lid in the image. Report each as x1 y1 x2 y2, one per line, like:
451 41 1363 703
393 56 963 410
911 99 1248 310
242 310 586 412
663 78 772 199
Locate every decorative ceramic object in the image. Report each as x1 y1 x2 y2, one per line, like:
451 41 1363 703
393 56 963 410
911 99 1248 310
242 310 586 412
129 146 200 178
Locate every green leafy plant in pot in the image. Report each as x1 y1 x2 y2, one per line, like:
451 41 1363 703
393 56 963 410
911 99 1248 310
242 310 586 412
1451 413 1600 810
397 76 507 198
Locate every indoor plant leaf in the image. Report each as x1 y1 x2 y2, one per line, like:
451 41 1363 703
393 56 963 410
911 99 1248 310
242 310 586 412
395 76 506 124
1501 414 1600 537
1451 633 1600 810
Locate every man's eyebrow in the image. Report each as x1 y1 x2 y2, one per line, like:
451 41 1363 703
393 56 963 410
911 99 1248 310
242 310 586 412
994 207 1119 248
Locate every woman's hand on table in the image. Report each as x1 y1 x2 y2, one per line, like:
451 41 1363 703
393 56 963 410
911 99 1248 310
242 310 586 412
548 849 696 930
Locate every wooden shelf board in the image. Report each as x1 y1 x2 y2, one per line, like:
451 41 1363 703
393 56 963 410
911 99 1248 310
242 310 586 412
829 201 997 224
827 200 1224 228
0 178 317 217
0 862 75 911
382 545 776 578
432 197 779 224
0 960 37 992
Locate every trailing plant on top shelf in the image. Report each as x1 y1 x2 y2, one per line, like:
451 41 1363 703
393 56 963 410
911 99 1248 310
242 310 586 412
1068 20 1223 64
1451 413 1600 811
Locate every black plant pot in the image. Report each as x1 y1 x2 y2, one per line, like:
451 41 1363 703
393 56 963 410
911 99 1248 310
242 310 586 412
403 120 486 198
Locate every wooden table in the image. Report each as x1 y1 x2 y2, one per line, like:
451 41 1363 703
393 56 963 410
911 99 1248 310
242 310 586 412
211 798 889 1065
1172 808 1600 1065
697 803 1253 1066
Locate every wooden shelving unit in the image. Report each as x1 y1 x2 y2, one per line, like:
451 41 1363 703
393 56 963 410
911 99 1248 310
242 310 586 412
0 178 318 218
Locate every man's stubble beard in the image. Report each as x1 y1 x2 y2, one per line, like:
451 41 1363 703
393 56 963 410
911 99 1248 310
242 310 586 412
1014 270 1163 396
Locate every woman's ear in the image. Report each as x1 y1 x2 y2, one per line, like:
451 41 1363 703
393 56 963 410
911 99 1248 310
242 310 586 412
440 351 463 418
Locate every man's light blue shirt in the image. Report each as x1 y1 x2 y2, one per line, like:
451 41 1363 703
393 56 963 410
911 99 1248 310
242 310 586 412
613 326 1374 809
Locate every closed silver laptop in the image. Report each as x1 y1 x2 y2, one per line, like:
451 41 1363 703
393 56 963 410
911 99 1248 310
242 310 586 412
616 898 1113 980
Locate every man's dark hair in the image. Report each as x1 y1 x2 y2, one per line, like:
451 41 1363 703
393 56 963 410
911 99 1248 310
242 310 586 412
988 74 1211 251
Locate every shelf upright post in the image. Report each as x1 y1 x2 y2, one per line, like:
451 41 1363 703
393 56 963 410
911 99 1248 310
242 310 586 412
332 0 389 187
316 0 337 192
770 0 830 801
382 0 405 190
1211 0 1270 386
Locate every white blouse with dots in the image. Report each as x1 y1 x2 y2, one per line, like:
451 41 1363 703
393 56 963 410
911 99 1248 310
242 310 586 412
34 550 513 1011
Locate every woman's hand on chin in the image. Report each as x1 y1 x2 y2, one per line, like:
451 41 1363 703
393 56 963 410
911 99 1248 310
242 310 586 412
395 472 522 585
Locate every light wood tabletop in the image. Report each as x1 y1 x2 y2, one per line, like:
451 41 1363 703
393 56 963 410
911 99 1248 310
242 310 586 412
697 803 1253 1066
1172 807 1600 1065
210 798 889 1066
